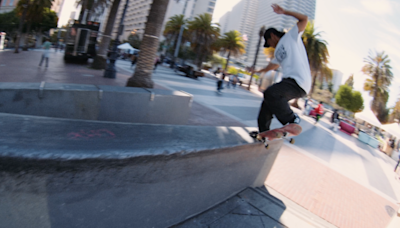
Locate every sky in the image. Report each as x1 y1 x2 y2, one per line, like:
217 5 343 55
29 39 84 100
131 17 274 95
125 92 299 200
213 0 400 109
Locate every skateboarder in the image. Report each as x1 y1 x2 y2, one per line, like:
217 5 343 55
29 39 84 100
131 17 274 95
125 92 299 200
251 4 311 134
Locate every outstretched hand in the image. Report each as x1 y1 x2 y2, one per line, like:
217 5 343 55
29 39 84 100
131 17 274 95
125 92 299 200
271 4 285 14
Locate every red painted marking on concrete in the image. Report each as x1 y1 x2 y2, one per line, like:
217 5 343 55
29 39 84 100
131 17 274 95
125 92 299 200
67 129 116 139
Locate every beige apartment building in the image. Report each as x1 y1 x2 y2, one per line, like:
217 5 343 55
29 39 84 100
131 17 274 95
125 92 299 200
0 0 19 14
111 0 217 41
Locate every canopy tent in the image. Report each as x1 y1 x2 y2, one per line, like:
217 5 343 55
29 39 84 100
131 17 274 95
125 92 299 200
355 108 382 128
117 43 138 52
381 123 400 139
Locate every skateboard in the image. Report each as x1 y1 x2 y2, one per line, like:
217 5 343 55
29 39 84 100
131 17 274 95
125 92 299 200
250 124 302 149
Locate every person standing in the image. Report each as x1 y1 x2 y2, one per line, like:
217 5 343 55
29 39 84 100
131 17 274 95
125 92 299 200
313 101 324 124
331 109 340 131
39 38 52 67
251 4 311 133
395 152 400 172
154 57 160 70
131 54 137 68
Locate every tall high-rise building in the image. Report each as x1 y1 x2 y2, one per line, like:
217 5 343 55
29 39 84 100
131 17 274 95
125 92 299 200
218 0 258 62
246 0 316 68
112 0 218 41
51 0 65 16
191 0 217 16
0 0 19 14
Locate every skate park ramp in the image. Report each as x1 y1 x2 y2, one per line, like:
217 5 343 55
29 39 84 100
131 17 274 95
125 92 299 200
0 112 286 228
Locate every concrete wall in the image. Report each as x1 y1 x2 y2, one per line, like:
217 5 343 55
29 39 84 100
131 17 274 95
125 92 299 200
0 82 192 125
0 113 283 228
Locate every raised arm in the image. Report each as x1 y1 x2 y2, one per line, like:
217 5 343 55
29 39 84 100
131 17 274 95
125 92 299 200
271 4 308 33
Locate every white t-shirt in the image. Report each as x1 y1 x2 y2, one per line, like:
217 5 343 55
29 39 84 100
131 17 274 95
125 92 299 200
271 25 311 94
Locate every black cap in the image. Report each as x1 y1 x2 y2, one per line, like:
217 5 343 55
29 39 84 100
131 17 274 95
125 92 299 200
263 28 283 48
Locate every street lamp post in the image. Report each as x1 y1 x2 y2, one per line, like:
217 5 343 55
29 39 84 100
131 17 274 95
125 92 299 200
248 26 266 90
104 0 130 78
172 0 190 66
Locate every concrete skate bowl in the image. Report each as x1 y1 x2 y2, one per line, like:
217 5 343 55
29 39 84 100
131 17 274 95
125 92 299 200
0 83 283 228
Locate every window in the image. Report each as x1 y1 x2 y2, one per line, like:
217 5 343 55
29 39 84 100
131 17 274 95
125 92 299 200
9 0 14 6
209 2 215 7
207 7 214 13
2 0 6 6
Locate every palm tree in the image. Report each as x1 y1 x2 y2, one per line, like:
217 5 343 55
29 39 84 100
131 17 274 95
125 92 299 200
126 0 170 88
187 13 220 68
345 74 354 88
163 14 186 55
215 30 245 71
362 51 393 117
302 21 330 95
263 47 275 60
91 0 121 69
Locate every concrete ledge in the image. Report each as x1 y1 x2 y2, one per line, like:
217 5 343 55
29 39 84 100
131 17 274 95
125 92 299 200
0 113 283 228
0 82 192 124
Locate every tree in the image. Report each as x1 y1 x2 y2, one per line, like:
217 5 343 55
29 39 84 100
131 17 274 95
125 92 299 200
335 85 364 113
127 34 141 49
91 0 121 69
208 54 226 69
32 8 58 48
0 9 19 33
187 13 220 68
362 50 393 121
163 14 186 55
389 98 400 122
215 30 245 71
263 47 275 60
126 0 170 88
227 66 238 75
302 21 330 95
345 74 354 88
13 0 55 52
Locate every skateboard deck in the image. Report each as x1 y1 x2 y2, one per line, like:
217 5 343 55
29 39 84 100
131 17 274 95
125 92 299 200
251 124 302 148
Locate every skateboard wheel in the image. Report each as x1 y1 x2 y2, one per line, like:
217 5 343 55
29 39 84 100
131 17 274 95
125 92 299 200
290 138 295 144
265 144 269 149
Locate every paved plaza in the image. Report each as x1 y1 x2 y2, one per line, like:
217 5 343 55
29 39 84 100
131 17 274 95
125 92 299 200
1 49 400 227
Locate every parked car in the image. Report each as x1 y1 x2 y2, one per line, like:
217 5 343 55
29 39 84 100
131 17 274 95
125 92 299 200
237 73 253 85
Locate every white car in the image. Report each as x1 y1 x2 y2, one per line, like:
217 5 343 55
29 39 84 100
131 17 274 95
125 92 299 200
237 73 255 85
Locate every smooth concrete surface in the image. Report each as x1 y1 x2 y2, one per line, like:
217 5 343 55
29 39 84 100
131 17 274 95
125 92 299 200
0 113 283 228
174 187 338 228
0 82 192 124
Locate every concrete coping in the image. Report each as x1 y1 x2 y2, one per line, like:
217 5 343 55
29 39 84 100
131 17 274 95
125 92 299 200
0 112 259 162
0 82 192 99
0 82 193 125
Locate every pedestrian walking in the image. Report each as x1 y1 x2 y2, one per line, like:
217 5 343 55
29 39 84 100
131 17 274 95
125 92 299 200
313 101 324 124
303 96 310 115
154 57 160 70
251 4 311 133
39 38 52 67
233 75 239 89
394 149 400 172
131 54 137 68
216 70 226 92
331 109 340 132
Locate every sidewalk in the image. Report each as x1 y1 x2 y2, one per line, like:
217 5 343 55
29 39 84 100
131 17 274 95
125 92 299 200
1 50 399 227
